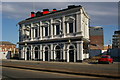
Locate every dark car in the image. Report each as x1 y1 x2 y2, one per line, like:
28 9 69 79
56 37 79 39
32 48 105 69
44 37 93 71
98 55 113 64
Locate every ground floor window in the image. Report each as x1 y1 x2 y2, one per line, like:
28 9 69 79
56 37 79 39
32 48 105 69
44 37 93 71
45 47 49 61
55 46 61 61
35 47 39 60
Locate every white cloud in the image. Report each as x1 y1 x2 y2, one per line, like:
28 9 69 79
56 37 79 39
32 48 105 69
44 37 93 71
2 2 118 26
1 0 120 2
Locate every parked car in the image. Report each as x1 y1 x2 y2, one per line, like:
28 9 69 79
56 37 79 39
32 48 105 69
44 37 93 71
98 55 113 64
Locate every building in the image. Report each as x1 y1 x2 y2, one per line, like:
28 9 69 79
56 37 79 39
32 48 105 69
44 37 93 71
89 26 104 57
89 26 104 50
18 5 90 62
109 30 120 61
112 30 120 48
0 41 17 59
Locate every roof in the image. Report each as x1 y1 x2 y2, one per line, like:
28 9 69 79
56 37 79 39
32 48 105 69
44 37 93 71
18 5 89 24
0 41 16 45
114 30 120 34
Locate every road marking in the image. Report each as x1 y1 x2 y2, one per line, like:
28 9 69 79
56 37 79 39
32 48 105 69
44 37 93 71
2 66 100 78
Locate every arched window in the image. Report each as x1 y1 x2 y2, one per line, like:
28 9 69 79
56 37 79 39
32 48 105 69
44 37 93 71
56 25 60 35
53 19 61 35
66 17 75 34
34 47 39 60
44 47 49 61
55 46 61 61
42 21 49 37
45 26 48 36
26 48 30 60
33 23 40 38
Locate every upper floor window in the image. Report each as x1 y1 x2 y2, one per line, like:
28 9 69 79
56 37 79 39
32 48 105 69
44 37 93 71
45 27 48 36
35 28 38 38
66 16 75 34
53 19 61 36
69 23 73 33
56 25 60 35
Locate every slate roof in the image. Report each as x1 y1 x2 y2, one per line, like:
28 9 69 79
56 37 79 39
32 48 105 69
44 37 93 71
0 41 15 45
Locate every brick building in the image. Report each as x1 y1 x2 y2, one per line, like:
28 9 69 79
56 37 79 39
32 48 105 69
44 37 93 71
89 26 104 50
0 41 18 59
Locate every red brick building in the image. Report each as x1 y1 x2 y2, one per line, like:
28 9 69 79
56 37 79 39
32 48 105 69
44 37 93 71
89 26 104 50
0 41 18 59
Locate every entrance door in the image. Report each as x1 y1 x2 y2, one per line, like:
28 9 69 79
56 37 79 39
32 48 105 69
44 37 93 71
56 46 61 61
69 46 74 62
27 48 29 60
35 47 39 60
45 47 48 61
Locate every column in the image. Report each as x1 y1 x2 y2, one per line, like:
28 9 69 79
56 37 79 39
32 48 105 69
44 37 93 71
24 46 27 60
31 45 33 60
86 18 89 39
37 25 39 38
22 24 25 41
40 21 43 39
50 18 53 38
48 48 50 62
73 21 76 33
31 23 34 40
77 42 80 62
40 45 42 61
67 23 69 34
43 47 45 61
54 24 56 35
62 16 66 36
33 28 35 39
50 44 54 61
76 13 81 33
81 12 84 36
63 44 66 61
53 46 56 60
32 46 35 60
79 41 84 62
43 27 45 37
67 49 69 62
21 47 24 59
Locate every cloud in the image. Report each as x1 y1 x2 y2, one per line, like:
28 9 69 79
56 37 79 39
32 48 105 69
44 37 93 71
2 2 118 26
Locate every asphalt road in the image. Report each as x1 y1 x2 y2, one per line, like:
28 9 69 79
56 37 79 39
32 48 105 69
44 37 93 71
2 60 119 77
2 66 103 80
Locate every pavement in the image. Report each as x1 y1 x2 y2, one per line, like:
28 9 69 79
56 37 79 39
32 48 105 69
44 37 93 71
2 59 120 79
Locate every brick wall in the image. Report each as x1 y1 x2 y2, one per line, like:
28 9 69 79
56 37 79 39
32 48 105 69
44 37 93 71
0 45 16 52
90 35 104 50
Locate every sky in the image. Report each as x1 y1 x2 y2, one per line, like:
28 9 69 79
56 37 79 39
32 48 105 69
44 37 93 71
1 2 118 46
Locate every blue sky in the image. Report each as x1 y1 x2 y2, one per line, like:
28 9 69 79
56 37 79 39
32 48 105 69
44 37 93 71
1 2 118 47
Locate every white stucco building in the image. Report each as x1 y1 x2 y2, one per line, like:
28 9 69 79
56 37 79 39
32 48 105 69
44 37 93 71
18 5 90 62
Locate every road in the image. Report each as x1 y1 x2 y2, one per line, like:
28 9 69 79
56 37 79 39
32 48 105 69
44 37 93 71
2 66 104 80
2 60 119 77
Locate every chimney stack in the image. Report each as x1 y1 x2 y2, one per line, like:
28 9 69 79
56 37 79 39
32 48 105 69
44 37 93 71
52 8 57 12
43 9 50 14
31 12 35 17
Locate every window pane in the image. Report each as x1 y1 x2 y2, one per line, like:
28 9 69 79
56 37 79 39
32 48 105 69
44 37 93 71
45 27 48 36
35 29 38 37
56 25 60 35
69 23 73 33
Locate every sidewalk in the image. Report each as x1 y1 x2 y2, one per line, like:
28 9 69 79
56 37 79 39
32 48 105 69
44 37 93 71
2 59 120 78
